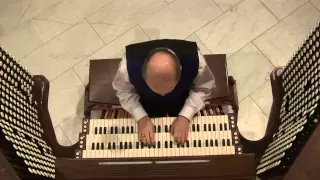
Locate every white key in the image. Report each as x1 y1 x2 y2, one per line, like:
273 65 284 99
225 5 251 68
223 115 228 154
129 132 134 158
208 116 213 155
90 120 94 134
106 119 111 135
127 117 135 134
149 148 155 157
218 116 225 154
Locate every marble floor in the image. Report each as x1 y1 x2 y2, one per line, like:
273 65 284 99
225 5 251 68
0 0 320 146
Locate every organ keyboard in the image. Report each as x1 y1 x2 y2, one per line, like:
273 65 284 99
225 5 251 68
76 110 242 159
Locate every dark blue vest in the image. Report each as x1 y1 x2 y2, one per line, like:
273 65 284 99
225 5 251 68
126 39 199 108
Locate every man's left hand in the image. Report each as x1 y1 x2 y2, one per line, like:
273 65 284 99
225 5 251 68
171 116 190 144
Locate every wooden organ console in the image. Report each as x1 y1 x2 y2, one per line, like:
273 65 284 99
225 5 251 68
0 22 319 180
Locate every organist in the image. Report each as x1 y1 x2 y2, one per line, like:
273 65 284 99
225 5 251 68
112 39 216 146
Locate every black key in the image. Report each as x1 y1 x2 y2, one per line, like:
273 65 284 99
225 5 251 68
193 140 197 147
170 141 173 148
177 144 180 148
224 123 228 130
227 139 231 146
112 142 116 149
219 124 223 131
129 142 133 149
204 124 207 131
222 139 226 146
120 142 123 149
115 127 118 134
169 125 172 132
152 144 156 148
192 124 195 131
157 125 161 133
205 140 209 147
136 142 139 149
157 141 161 148
126 126 129 133
96 143 100 150
210 140 214 147
154 126 156 132
198 140 201 147
94 127 98 134
124 142 128 149
103 127 107 134
208 124 212 131
101 143 104 149
165 125 168 132
99 127 102 134
141 144 144 149
181 144 184 148
131 126 134 133
122 127 125 133
197 124 200 131
186 140 190 147
215 140 218 146
108 143 111 149
213 124 216 131
165 141 168 148
91 143 95 150
110 127 114 134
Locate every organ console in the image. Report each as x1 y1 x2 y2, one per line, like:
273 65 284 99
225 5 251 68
0 22 319 180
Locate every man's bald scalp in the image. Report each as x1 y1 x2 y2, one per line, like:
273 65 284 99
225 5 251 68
142 48 181 83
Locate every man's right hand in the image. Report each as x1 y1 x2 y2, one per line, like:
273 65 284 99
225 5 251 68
137 116 155 146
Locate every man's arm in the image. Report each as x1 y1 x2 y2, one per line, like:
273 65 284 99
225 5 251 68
112 56 147 121
178 50 216 120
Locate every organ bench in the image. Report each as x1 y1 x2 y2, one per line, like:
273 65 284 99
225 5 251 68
1 22 320 180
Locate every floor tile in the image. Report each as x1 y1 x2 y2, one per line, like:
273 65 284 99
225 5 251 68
19 0 62 25
260 0 308 20
0 0 30 36
196 0 278 57
54 125 72 146
238 97 268 140
0 19 71 60
253 3 320 67
20 20 104 81
250 81 273 117
185 34 211 54
166 0 176 3
311 0 320 10
87 0 168 44
36 0 113 25
140 0 222 40
213 0 243 11
73 26 149 85
227 43 274 102
237 123 258 141
49 69 85 127
60 109 84 145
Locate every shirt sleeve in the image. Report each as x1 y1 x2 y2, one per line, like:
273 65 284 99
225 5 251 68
178 50 216 121
112 55 148 122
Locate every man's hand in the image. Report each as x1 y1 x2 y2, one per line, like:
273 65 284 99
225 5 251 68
171 116 190 144
137 116 155 146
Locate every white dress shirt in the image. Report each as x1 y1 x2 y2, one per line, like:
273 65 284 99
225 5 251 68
112 50 216 122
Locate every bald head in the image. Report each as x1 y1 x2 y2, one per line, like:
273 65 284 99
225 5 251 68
143 49 180 96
